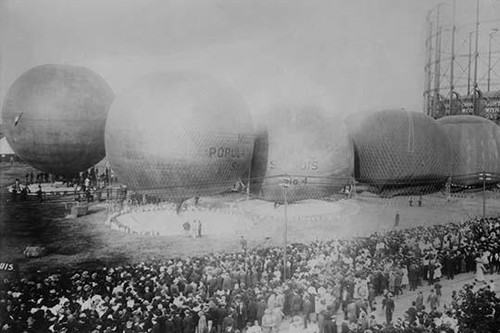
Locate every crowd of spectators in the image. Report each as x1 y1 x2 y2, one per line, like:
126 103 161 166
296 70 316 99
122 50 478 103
1 215 499 333
9 166 116 204
17 167 107 189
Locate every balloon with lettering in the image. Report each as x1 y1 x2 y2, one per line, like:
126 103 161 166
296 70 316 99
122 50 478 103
250 105 353 202
105 71 254 203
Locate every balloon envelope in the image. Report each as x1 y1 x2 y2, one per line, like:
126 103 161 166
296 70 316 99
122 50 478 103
1 64 114 176
250 105 353 202
438 115 500 186
351 110 451 194
105 71 254 202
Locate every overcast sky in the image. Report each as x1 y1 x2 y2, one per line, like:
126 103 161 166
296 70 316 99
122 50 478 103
1 0 499 122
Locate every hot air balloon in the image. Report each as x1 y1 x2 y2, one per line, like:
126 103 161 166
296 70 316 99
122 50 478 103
105 71 254 204
351 110 451 195
438 115 500 186
250 105 353 203
1 64 114 176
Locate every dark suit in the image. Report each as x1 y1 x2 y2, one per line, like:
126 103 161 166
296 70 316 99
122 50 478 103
235 302 247 329
247 300 257 323
222 315 234 333
183 315 195 333
324 319 337 333
203 325 217 333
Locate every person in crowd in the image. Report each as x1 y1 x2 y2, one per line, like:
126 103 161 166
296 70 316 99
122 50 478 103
357 308 369 332
426 289 439 311
183 221 191 237
488 279 496 293
400 265 409 292
434 281 442 299
190 220 198 239
20 183 29 201
288 316 304 333
323 309 337 333
205 320 217 333
383 293 395 325
406 301 418 325
368 314 378 329
261 309 274 333
240 236 248 254
235 296 247 330
246 320 262 333
36 184 43 203
305 314 319 333
475 255 487 283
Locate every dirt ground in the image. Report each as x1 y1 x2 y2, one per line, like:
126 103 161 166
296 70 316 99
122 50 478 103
1 162 500 276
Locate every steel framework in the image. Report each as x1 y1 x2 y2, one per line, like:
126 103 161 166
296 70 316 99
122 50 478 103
424 0 500 122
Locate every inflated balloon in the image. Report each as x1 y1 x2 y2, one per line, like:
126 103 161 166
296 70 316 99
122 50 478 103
438 115 500 186
105 71 254 203
250 105 353 203
1 64 114 176
351 110 451 194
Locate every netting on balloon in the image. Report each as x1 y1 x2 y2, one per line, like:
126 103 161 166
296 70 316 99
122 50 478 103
102 171 500 204
248 173 353 203
350 110 453 196
105 124 500 204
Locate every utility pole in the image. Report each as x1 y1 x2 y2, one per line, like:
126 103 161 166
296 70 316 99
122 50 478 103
433 5 442 117
467 31 473 96
488 29 499 92
449 0 456 116
279 182 289 281
425 11 434 115
246 156 252 198
473 0 480 114
479 172 491 221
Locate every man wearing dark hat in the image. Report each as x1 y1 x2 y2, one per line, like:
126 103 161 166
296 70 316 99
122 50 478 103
255 296 266 325
222 309 235 333
183 309 195 333
406 301 418 324
246 296 257 324
323 306 337 333
173 310 183 333
235 295 247 330
383 293 395 325
205 319 217 333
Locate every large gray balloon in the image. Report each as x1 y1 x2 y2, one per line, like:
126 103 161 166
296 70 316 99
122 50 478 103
351 110 451 194
438 115 500 186
105 71 254 202
1 64 114 176
250 105 353 203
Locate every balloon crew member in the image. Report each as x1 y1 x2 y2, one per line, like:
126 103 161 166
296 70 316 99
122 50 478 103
37 185 43 203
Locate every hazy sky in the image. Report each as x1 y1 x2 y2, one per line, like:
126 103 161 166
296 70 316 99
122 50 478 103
1 0 499 121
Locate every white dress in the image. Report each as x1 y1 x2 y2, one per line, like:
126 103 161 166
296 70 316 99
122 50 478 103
475 260 486 282
401 267 409 286
434 263 442 280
